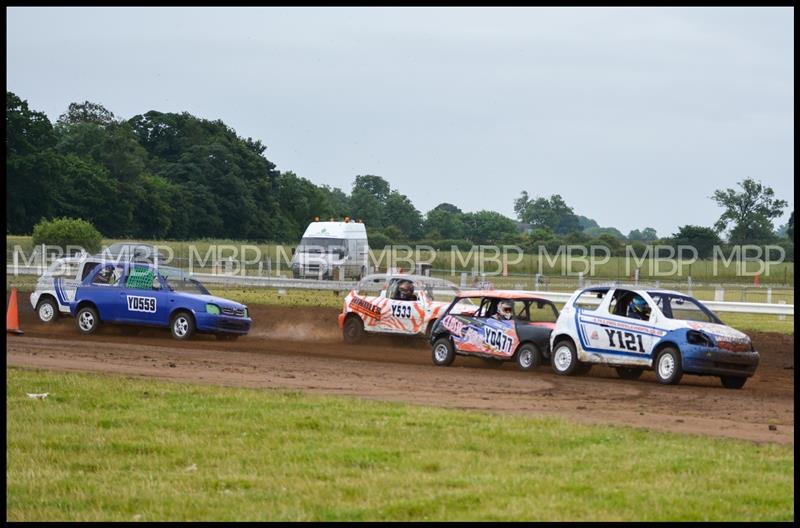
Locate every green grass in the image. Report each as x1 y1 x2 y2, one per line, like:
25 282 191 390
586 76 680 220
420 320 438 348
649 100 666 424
6 368 794 521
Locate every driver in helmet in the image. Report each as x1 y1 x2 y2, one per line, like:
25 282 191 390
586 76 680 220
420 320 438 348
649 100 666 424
494 300 514 321
95 265 116 284
396 279 417 301
627 295 651 320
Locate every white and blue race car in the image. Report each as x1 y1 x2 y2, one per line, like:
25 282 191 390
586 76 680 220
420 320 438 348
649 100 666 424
550 287 759 389
70 262 251 340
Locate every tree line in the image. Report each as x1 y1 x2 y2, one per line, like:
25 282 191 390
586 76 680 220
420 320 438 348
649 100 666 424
6 92 794 260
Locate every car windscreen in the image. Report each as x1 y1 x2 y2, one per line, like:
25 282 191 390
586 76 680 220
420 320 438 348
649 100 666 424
163 275 210 295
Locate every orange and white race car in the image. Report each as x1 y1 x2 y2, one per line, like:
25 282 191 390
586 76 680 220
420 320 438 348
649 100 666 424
337 273 474 343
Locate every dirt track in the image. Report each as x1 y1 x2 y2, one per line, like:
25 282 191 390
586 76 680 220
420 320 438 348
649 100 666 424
6 303 795 444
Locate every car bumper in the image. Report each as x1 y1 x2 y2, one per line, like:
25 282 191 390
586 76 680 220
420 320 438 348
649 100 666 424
681 345 759 378
195 313 252 335
337 313 345 329
30 292 40 310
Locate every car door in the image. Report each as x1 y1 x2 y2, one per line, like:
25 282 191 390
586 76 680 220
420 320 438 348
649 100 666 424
452 298 517 358
577 289 658 362
83 263 126 321
384 280 426 334
117 265 167 326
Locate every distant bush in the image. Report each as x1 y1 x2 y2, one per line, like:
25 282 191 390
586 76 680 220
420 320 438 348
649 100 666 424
31 217 102 254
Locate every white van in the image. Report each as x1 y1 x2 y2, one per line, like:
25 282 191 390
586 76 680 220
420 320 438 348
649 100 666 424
291 221 370 280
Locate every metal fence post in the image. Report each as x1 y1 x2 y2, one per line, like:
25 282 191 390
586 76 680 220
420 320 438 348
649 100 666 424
778 300 786 321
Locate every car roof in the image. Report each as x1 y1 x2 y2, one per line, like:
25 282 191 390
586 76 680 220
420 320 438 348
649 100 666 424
457 290 552 301
358 273 458 289
576 286 687 298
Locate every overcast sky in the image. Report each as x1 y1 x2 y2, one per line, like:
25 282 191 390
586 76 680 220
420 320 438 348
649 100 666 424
6 7 794 237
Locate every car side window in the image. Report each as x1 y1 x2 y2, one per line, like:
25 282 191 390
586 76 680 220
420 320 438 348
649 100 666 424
573 290 605 310
617 292 651 322
529 301 558 323
81 262 100 280
91 264 123 286
125 266 157 290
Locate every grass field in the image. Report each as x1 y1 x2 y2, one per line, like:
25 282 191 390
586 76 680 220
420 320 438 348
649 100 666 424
6 368 794 522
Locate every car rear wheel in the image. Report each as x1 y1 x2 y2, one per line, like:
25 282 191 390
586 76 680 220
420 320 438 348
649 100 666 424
654 346 683 385
616 366 644 380
76 306 99 335
552 340 581 376
432 337 455 366
515 343 542 371
343 316 364 344
171 312 196 340
720 375 747 389
36 297 59 323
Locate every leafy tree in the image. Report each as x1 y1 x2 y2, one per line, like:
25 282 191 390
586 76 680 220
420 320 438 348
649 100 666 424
712 178 787 244
32 217 103 254
384 191 423 240
424 203 465 240
514 192 580 234
463 211 518 244
670 225 722 259
56 101 118 127
628 227 658 241
784 211 794 240
7 92 56 156
576 215 598 230
583 226 626 240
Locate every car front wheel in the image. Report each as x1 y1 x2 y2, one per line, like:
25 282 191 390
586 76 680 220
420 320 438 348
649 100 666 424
343 316 364 344
432 337 455 366
654 347 683 385
171 312 196 340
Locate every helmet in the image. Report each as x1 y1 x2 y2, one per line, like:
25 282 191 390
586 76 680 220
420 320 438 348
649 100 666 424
628 296 650 320
498 300 514 320
397 280 415 300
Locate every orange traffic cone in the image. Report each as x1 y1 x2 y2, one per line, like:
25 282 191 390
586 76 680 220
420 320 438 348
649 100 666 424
7 287 24 335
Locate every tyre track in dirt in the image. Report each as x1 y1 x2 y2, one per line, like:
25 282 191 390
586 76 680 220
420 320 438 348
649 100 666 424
6 303 794 444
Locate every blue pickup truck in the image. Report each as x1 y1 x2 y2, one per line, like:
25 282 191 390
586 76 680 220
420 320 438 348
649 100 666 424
69 262 251 340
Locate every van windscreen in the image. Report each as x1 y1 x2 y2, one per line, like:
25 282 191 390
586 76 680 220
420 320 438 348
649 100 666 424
297 238 346 252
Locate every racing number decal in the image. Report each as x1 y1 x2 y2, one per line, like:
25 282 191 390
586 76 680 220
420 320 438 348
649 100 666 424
391 303 412 319
127 295 157 313
604 329 644 352
485 327 513 353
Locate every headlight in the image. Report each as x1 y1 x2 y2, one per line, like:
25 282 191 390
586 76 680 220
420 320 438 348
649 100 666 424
206 304 220 315
687 330 714 347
